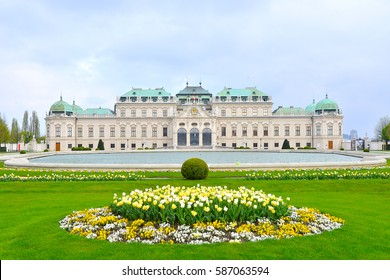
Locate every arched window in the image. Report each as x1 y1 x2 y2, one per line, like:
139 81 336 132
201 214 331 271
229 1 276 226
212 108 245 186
178 128 187 146
190 128 199 146
202 128 212 146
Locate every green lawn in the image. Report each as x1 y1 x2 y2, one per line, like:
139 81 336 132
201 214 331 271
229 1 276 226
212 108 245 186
0 170 389 260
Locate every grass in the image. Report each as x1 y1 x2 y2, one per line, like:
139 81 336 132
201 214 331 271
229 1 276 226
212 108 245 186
0 166 389 259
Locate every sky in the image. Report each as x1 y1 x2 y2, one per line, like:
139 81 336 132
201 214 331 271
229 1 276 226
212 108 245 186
0 0 389 139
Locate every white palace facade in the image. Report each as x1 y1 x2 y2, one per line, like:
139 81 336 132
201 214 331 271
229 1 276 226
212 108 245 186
45 83 343 151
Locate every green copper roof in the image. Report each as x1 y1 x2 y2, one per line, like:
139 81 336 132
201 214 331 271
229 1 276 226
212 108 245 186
315 95 339 111
305 99 316 114
50 97 73 113
217 87 267 97
121 88 171 98
71 100 83 113
77 108 114 116
273 106 306 116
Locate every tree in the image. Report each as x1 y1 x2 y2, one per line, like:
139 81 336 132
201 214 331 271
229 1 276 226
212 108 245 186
282 139 290 149
22 110 29 132
10 118 20 143
0 115 10 144
97 139 105 150
374 115 390 141
382 123 390 150
30 110 40 139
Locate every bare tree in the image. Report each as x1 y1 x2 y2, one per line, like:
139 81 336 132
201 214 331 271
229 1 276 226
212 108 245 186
22 110 29 132
10 118 20 143
374 115 390 141
30 110 40 138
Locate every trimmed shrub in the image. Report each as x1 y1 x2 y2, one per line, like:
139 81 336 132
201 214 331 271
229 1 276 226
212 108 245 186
181 158 209 180
363 148 370 152
20 150 26 154
97 139 105 150
44 149 49 152
340 147 345 151
282 139 290 149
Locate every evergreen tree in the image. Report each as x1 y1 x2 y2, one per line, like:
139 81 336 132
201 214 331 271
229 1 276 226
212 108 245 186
10 118 20 143
282 139 290 149
97 139 105 150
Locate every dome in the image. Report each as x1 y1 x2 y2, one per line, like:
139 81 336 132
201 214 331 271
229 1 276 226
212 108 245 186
71 100 83 113
49 97 73 115
305 99 316 114
315 94 340 114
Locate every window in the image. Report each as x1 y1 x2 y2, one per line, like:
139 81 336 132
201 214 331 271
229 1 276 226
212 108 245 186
232 127 237 137
89 144 93 149
316 125 321 136
253 143 258 149
142 127 147 137
296 142 301 148
88 127 93 137
163 110 168 117
163 143 168 148
110 127 115 137
232 143 237 148
253 109 258 116
142 110 147 117
68 144 72 149
163 127 168 137
264 143 269 149
232 109 236 116
131 127 136 137
263 108 268 116
306 142 311 147
120 110 125 117
67 127 72 137
275 143 279 148
221 127 226 137
131 110 136 117
131 143 136 149
120 126 125 137
121 143 125 150
221 143 226 147
77 127 82 137
328 124 333 136
306 126 311 136
295 126 300 136
110 143 115 149
152 143 157 149
221 109 226 117
264 127 269 136
99 127 104 138
253 128 258 137
284 126 290 136
152 110 157 117
339 124 342 136
242 108 247 116
242 127 247 137
55 126 61 137
152 127 157 137
274 126 279 136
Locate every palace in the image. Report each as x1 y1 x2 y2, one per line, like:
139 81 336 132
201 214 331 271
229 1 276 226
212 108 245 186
45 83 343 151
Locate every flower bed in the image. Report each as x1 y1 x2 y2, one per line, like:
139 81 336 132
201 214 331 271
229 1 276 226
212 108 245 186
0 172 144 182
246 168 390 180
60 185 344 244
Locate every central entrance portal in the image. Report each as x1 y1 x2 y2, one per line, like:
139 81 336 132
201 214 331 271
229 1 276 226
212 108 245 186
190 128 199 146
